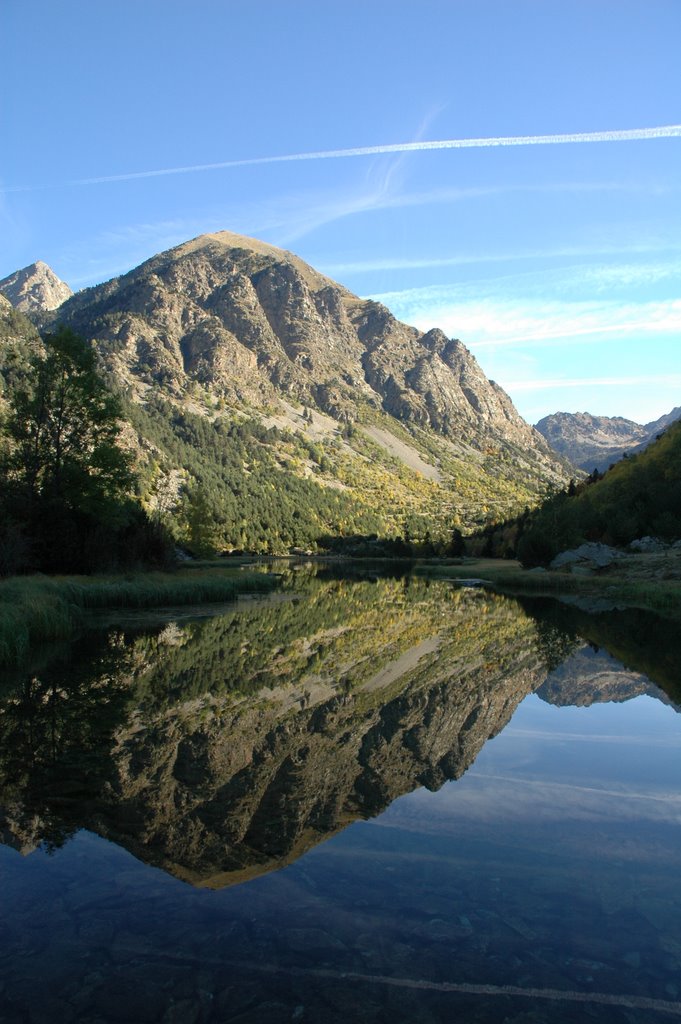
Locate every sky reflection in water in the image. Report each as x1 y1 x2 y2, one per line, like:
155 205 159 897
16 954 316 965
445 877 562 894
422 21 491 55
0 576 680 1023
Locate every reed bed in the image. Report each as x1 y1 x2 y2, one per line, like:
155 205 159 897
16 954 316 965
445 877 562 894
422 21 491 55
0 568 278 668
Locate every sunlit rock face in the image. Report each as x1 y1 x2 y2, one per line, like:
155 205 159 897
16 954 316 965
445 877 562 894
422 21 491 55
0 578 557 887
0 234 572 541
46 231 566 482
0 261 72 314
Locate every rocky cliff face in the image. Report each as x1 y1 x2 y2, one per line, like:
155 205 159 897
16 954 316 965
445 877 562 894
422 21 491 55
536 408 681 473
53 232 563 471
0 260 72 314
0 232 572 537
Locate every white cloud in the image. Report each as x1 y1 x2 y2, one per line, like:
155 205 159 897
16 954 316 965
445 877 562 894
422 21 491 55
375 291 681 348
371 272 681 424
508 373 681 392
326 245 681 278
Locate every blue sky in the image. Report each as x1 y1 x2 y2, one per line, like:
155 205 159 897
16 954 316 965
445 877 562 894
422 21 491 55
2 0 680 424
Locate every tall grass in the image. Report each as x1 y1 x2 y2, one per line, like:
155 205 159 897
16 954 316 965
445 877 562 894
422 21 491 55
0 568 278 668
416 561 681 618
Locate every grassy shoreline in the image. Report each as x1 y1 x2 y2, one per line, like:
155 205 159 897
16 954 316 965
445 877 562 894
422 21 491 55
415 556 681 619
2 554 679 669
0 567 279 668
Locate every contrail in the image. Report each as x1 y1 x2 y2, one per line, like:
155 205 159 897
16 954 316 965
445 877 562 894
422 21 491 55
3 124 681 192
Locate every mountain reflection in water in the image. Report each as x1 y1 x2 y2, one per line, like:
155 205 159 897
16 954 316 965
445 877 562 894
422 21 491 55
1 567 680 1023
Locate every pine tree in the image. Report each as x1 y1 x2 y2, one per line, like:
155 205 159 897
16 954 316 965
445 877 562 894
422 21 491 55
5 326 132 515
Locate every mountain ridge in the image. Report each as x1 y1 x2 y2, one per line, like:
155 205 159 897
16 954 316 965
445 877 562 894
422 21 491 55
536 407 681 473
1 232 571 550
54 232 566 452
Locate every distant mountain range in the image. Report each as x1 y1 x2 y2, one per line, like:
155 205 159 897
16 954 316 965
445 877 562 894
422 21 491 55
0 234 571 550
515 415 681 565
535 407 681 474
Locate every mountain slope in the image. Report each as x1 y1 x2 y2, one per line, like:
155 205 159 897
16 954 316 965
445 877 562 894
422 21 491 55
536 407 681 473
517 418 681 564
0 294 43 411
55 233 556 447
5 233 570 550
0 261 72 314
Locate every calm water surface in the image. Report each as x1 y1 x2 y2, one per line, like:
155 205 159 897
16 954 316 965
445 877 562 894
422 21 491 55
1 568 680 1023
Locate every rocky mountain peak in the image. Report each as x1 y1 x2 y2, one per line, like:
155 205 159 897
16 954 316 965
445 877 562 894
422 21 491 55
28 229 571 533
0 260 72 314
536 407 681 473
56 231 534 433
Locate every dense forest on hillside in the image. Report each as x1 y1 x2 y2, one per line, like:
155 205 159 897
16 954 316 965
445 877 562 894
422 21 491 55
128 397 390 554
475 420 681 566
0 327 172 574
128 392 552 556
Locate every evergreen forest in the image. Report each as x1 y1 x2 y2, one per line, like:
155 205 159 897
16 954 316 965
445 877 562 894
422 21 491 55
474 420 681 566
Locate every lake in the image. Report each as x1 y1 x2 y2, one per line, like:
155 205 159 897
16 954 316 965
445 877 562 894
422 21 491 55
1 566 680 1023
